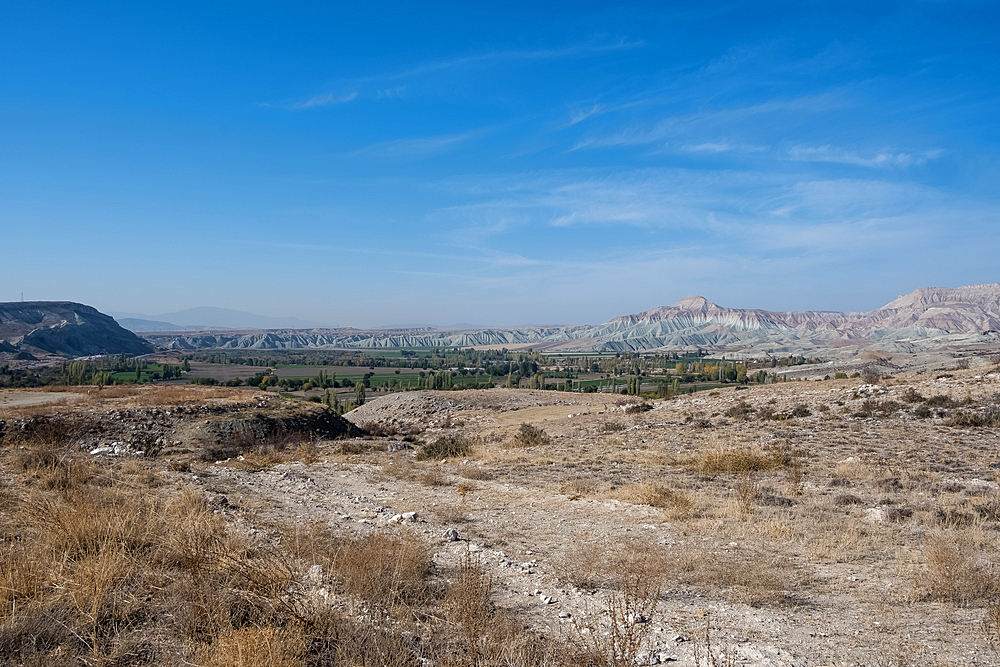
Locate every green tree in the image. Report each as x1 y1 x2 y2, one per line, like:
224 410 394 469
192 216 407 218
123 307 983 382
354 381 366 405
93 371 109 390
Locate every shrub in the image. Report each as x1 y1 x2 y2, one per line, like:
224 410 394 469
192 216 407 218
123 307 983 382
724 401 755 420
329 533 433 608
947 402 1000 428
416 435 473 461
922 537 995 605
926 394 957 408
509 423 551 448
790 404 811 418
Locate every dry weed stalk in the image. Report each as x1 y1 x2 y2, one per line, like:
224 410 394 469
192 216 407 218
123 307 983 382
574 550 661 667
734 474 761 518
691 615 737 667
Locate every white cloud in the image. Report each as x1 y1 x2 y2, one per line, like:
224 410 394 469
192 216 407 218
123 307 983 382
263 91 359 110
787 144 944 168
340 129 482 158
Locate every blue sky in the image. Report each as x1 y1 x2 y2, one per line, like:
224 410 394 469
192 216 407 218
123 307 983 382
2 2 997 327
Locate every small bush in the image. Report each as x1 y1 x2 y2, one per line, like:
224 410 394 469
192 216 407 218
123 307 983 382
509 423 551 448
330 533 433 608
724 401 755 420
457 466 493 481
947 402 1000 428
926 394 957 408
416 435 473 461
834 493 864 506
922 537 995 605
555 541 609 589
790 404 811 418
734 474 761 517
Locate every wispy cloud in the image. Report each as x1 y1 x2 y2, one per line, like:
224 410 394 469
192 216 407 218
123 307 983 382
262 91 358 110
369 39 646 82
340 129 482 158
270 39 645 112
568 104 605 125
681 141 767 154
787 145 944 168
571 92 848 150
431 166 969 259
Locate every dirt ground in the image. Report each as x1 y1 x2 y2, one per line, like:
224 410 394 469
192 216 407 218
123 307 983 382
4 367 1000 665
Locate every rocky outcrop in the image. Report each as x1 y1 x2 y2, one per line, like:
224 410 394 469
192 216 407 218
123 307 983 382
0 301 154 358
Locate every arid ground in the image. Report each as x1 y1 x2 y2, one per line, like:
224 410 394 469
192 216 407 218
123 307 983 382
2 365 1000 666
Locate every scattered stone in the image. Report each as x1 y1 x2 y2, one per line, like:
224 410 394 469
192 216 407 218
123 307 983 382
443 528 460 542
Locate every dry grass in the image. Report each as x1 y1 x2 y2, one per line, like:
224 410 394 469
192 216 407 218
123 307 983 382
416 434 474 461
201 626 306 667
555 540 611 590
691 445 789 475
921 536 996 605
612 481 696 520
559 476 602 499
5 369 1000 664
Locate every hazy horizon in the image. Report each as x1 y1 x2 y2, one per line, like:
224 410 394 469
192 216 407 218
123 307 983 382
2 3 997 328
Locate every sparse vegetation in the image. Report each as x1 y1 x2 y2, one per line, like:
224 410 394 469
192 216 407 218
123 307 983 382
508 422 551 448
3 361 1000 665
416 434 474 461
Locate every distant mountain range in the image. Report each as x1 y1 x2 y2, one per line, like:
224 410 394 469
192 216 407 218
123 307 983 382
141 284 1000 357
110 307 325 331
4 284 997 362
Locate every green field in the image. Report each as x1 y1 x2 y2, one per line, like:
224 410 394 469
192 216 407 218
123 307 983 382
110 364 174 383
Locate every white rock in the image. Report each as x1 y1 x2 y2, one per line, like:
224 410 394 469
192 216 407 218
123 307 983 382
864 507 886 523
